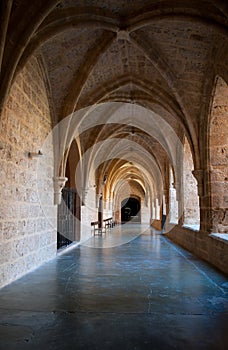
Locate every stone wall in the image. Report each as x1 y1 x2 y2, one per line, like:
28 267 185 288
166 226 228 275
0 56 57 288
209 77 228 233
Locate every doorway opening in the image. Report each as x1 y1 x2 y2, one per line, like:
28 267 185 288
121 197 141 223
57 188 78 249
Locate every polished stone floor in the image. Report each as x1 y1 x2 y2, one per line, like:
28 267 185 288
0 225 228 350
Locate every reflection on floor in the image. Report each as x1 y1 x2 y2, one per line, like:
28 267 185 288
84 223 150 248
0 225 228 350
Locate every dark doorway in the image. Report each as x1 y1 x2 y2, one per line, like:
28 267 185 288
121 197 141 223
57 188 80 249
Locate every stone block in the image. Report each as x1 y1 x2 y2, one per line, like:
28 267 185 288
20 205 30 219
3 221 18 240
0 55 57 288
26 219 37 235
18 219 27 236
24 253 37 271
9 258 26 281
0 242 12 264
11 239 25 260
210 147 228 166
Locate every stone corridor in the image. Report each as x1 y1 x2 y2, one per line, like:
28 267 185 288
0 225 227 350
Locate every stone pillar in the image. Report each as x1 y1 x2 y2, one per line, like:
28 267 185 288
82 188 89 206
192 170 204 197
169 183 178 224
174 180 184 226
155 198 160 220
192 169 210 232
163 189 169 222
98 193 103 229
145 190 148 207
151 201 155 220
207 169 228 233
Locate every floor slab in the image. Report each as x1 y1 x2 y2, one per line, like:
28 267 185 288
0 225 228 349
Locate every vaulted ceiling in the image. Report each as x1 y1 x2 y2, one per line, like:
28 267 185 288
1 0 227 194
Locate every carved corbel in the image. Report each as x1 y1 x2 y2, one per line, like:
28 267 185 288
53 177 68 205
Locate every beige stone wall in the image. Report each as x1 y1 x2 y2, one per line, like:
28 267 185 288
0 57 57 288
166 226 228 275
210 77 228 233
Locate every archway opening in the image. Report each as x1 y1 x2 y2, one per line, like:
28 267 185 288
121 197 141 223
183 137 200 229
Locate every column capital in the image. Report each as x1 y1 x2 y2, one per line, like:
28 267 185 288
53 176 68 205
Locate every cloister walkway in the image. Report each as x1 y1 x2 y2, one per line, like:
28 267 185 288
0 225 228 350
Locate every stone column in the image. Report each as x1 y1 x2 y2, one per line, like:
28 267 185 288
192 169 211 232
98 193 103 229
151 201 155 220
82 188 89 206
169 182 178 224
155 198 160 220
206 169 228 233
192 170 204 197
163 189 169 223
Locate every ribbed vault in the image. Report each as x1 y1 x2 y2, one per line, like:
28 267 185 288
0 0 227 229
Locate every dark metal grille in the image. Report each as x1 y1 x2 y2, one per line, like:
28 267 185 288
57 188 79 249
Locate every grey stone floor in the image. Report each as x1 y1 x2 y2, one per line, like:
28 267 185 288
0 225 228 350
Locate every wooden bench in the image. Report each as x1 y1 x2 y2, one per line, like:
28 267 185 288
91 217 117 236
103 217 114 230
91 221 102 235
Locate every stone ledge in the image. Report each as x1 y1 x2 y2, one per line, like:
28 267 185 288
166 225 228 275
182 224 200 232
210 233 228 244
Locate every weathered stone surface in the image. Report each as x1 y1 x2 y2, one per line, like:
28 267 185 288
0 0 227 286
0 57 57 288
210 77 228 233
166 226 228 275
